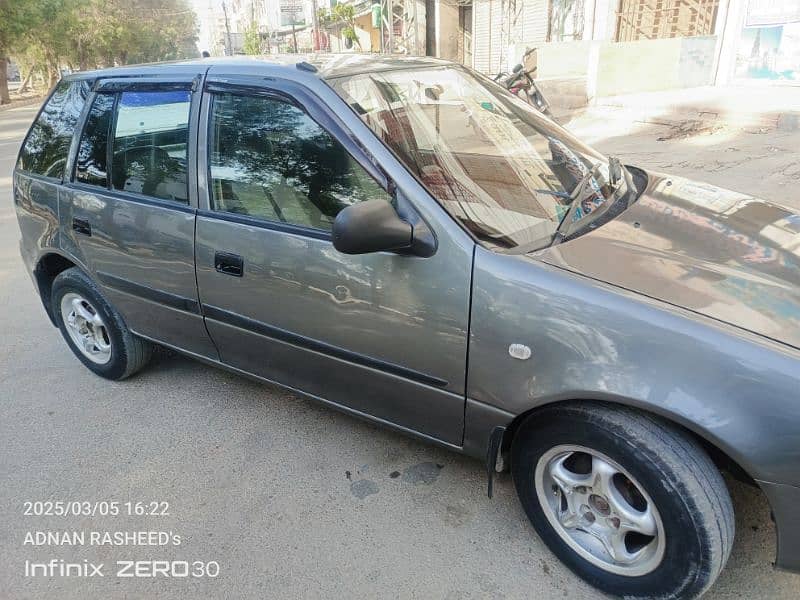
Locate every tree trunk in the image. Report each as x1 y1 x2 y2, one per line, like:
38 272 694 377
0 56 10 105
43 49 59 89
16 70 32 95
47 65 58 89
78 37 91 71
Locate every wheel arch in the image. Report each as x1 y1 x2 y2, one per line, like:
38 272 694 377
33 251 84 326
497 397 755 487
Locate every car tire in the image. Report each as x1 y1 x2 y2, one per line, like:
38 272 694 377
51 267 153 380
511 402 734 600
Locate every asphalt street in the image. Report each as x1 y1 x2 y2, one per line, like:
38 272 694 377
1 102 798 599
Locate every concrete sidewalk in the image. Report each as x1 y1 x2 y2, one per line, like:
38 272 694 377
561 93 800 214
591 84 800 131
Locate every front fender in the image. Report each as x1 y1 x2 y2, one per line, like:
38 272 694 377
466 247 800 487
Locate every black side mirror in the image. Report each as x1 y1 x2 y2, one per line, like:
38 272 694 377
332 200 413 255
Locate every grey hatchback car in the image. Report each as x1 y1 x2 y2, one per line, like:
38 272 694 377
13 55 800 598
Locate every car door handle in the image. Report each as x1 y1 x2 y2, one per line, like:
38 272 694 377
72 217 91 236
214 251 243 277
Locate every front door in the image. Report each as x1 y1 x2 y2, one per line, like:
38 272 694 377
62 75 216 358
194 77 472 445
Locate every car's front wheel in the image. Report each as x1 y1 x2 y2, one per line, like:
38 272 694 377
51 267 153 380
511 402 734 599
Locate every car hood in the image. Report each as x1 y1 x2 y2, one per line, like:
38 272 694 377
537 172 800 350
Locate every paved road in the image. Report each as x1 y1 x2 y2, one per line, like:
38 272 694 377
1 104 798 599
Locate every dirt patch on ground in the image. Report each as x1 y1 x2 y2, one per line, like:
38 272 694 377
656 119 726 141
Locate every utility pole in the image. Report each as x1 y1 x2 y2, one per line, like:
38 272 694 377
311 0 319 51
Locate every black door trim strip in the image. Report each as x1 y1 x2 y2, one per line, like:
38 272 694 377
64 182 194 214
197 209 332 241
97 272 200 314
203 304 449 389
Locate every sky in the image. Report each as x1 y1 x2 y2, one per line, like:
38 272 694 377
190 0 218 52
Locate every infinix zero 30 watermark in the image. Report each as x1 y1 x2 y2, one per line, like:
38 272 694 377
25 559 220 578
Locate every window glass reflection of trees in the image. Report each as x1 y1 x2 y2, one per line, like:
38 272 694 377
209 93 388 231
75 93 115 187
19 80 90 178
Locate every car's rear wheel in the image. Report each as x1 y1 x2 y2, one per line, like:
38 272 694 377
511 402 734 599
52 267 153 380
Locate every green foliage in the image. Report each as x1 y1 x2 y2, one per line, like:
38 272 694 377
0 0 199 103
316 8 332 28
0 0 42 102
242 23 262 56
341 26 358 44
332 3 355 21
317 3 362 50
0 1 33 50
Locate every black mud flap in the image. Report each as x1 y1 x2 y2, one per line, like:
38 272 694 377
486 426 506 499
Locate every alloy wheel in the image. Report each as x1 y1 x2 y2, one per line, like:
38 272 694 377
59 292 112 365
534 444 666 576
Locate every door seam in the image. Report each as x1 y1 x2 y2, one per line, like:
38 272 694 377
461 243 477 446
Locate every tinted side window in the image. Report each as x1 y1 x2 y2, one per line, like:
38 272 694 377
18 80 90 179
75 93 115 187
208 93 389 231
110 91 191 203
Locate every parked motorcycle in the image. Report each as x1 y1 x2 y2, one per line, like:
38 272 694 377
493 47 553 119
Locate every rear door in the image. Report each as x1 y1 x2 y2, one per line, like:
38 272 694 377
194 75 473 445
61 75 216 358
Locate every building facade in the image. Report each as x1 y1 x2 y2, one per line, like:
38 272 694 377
200 0 798 102
469 0 798 103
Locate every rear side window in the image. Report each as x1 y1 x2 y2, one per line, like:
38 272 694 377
75 93 115 187
18 80 90 179
110 91 191 203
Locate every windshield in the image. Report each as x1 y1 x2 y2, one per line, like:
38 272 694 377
330 65 629 251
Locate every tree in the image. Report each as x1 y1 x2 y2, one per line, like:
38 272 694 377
0 0 199 104
318 4 362 52
0 0 40 104
87 0 198 66
24 0 81 87
243 23 262 55
333 4 362 51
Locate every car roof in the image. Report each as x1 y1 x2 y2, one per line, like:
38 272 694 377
62 53 455 83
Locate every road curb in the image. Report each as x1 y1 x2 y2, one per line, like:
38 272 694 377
0 96 43 112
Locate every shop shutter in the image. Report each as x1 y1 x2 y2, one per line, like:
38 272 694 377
519 0 549 44
473 0 493 73
473 0 550 74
